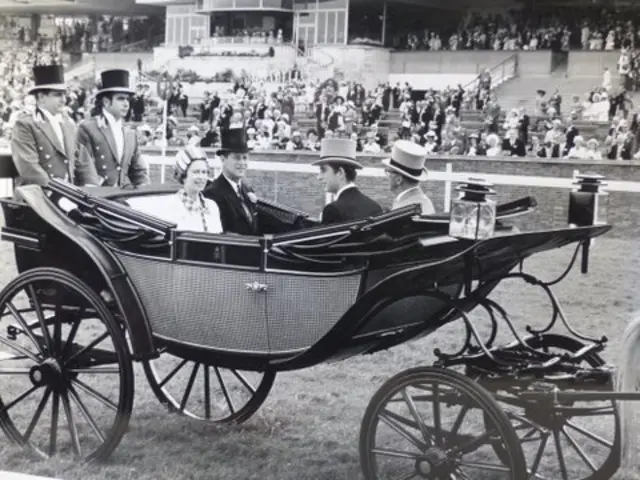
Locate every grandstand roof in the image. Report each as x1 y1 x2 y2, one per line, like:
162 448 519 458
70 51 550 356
0 0 162 14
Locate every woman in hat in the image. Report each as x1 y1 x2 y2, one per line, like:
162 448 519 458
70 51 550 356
382 140 435 215
76 68 148 188
11 65 100 187
313 138 382 224
161 145 222 233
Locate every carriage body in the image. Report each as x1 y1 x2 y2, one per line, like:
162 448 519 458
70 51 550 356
0 178 620 479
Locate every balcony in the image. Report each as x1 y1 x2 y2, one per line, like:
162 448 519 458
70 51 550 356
194 0 294 11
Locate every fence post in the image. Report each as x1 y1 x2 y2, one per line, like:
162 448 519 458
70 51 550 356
443 162 453 213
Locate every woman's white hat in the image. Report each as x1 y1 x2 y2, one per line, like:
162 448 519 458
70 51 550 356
382 140 428 182
312 138 362 169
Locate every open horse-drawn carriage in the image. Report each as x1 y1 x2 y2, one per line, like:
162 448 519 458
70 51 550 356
0 173 631 479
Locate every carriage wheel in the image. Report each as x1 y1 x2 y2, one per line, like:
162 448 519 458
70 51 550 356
482 334 620 480
143 353 275 423
360 366 526 480
0 268 134 462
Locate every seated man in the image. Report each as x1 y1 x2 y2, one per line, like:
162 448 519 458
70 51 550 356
313 138 383 224
382 140 435 214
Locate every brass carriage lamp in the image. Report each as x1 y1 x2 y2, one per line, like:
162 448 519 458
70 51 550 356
568 173 609 227
568 173 608 274
449 178 497 240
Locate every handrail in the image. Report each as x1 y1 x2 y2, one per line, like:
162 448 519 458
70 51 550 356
462 53 519 93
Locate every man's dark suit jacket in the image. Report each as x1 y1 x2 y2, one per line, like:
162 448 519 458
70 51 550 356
203 174 259 235
321 187 383 224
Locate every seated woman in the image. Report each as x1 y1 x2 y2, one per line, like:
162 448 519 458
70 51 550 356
165 145 223 233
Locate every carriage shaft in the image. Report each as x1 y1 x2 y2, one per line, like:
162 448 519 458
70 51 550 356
519 390 640 402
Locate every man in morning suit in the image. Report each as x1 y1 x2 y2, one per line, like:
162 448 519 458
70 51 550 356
11 65 100 187
76 69 149 188
202 128 259 235
313 138 383 224
382 140 435 215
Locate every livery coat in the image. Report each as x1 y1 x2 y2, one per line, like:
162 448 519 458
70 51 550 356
11 109 100 187
76 114 149 188
321 187 383 225
392 186 435 215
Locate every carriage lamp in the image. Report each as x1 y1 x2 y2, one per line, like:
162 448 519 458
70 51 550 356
568 174 608 227
568 173 608 274
449 178 497 241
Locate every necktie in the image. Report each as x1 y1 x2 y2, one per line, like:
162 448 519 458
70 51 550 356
238 184 253 222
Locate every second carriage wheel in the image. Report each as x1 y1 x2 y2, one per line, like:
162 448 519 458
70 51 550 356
360 366 527 480
0 268 134 462
481 334 620 480
143 352 275 423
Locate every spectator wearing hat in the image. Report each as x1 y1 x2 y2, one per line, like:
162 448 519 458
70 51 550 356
186 125 201 146
203 128 258 235
161 145 223 233
11 65 100 187
313 138 383 224
382 140 435 215
76 69 148 188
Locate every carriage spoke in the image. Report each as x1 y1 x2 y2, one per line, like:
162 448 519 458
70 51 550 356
6 302 44 356
62 320 81 360
27 285 54 355
179 363 200 412
230 369 256 394
446 429 494 457
72 378 118 412
68 384 105 443
214 366 235 415
0 335 40 364
0 385 39 414
456 460 510 472
379 410 427 450
61 391 81 457
24 387 52 443
371 447 422 460
395 471 418 480
203 366 211 420
52 307 62 358
0 367 31 375
159 359 188 388
401 388 432 444
64 332 109 366
552 429 569 480
431 383 443 447
49 391 60 457
561 426 597 472
449 404 469 438
565 420 614 447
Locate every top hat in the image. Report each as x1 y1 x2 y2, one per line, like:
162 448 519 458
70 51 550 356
217 127 251 155
96 69 134 96
312 138 362 169
382 140 428 182
28 65 66 95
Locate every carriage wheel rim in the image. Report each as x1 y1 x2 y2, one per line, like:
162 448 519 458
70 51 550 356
0 268 134 462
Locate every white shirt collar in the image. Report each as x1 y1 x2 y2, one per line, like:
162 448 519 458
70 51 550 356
39 107 61 124
102 109 122 127
335 182 356 199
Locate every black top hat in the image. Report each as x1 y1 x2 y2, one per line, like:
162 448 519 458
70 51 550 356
217 127 251 155
97 69 134 96
28 65 66 95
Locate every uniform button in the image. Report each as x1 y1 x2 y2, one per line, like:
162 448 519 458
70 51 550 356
102 165 106 170
96 146 100 150
116 167 121 172
45 154 50 159
47 164 52 169
38 146 43 151
100 155 104 159
64 160 68 164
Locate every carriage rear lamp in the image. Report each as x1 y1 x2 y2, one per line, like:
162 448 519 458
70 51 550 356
449 178 497 241
568 173 608 227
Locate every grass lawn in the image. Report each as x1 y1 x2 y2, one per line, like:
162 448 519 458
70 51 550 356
0 231 639 480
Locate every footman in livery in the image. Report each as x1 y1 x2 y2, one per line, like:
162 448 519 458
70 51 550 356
76 69 149 188
11 65 99 187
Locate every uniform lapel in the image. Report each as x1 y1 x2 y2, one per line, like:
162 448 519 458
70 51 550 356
61 119 76 160
97 115 119 161
34 111 66 156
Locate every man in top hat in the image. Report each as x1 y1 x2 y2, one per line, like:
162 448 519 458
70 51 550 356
382 140 435 215
11 65 100 187
76 69 148 188
202 127 258 235
313 138 383 224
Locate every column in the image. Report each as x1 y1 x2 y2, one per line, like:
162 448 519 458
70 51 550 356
30 14 40 42
381 1 387 46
